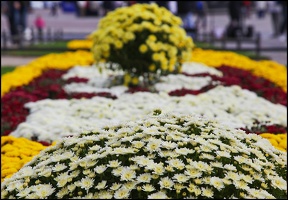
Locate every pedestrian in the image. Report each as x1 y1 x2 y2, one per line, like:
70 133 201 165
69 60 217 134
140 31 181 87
242 1 252 18
255 1 267 19
267 1 282 38
50 2 58 16
176 1 196 37
195 1 208 33
6 1 29 44
278 1 287 41
226 1 243 38
34 14 45 42
77 1 86 17
168 1 177 15
102 1 116 16
155 1 169 9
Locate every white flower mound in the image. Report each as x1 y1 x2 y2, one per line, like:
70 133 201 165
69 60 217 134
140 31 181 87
10 85 287 142
62 62 222 96
2 112 287 199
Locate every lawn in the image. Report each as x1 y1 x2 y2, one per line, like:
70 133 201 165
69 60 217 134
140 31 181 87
1 40 271 60
1 66 16 76
1 41 69 57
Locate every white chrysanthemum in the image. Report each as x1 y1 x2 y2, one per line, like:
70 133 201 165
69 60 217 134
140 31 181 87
108 160 122 168
199 144 212 152
18 166 34 177
216 150 231 158
56 187 69 198
98 191 113 199
5 180 23 192
242 175 253 184
201 187 214 198
210 162 223 168
184 168 203 178
142 184 155 192
110 183 122 191
16 188 32 198
123 181 137 190
223 164 237 171
151 164 165 175
94 165 107 174
249 162 262 172
148 191 168 199
173 174 189 183
50 154 65 162
52 163 67 172
89 144 101 151
35 184 55 199
159 177 174 189
247 188 266 199
175 147 194 155
112 166 124 177
209 177 224 191
161 141 178 149
135 156 153 167
233 179 249 190
271 176 287 190
131 140 145 149
138 173 152 183
79 177 94 191
234 155 247 164
114 187 130 199
200 153 215 160
225 171 241 181
38 168 52 177
146 140 162 152
57 178 68 188
96 180 107 190
166 158 185 170
120 167 136 181
67 184 76 192
192 161 211 171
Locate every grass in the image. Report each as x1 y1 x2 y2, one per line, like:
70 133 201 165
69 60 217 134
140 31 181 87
29 41 68 48
1 41 69 56
194 42 271 60
1 66 16 76
1 40 271 60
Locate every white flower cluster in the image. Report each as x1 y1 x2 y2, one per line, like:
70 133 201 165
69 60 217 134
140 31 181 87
11 84 286 142
62 62 221 96
2 112 287 199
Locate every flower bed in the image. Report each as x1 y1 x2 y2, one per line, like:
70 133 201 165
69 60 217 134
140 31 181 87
1 49 287 188
1 112 287 199
1 3 287 199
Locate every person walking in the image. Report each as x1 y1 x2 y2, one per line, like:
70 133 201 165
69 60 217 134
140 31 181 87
255 1 267 19
34 14 45 42
278 1 287 41
226 1 243 38
177 1 196 27
195 1 208 33
6 1 29 45
102 1 116 16
267 1 282 38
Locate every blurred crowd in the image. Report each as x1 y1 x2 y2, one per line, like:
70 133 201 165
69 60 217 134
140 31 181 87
1 1 287 45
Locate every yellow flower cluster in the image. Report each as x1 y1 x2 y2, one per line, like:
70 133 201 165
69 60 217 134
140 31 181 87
90 3 194 80
260 133 287 152
190 48 287 92
67 39 93 50
1 50 94 97
1 136 56 182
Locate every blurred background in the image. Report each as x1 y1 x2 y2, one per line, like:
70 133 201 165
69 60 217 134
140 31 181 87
1 1 287 66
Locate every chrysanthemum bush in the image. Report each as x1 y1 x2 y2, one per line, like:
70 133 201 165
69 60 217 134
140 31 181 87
1 111 286 199
90 3 194 86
